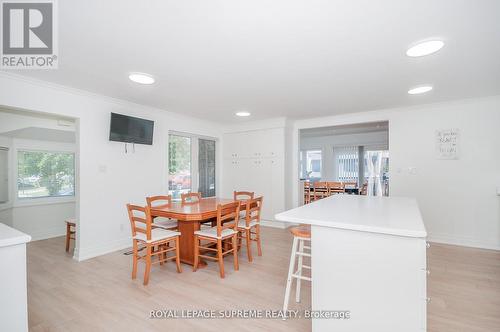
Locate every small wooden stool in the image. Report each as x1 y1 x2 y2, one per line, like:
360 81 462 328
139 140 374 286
283 225 311 315
65 218 76 252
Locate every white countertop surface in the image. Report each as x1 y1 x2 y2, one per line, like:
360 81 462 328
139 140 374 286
275 195 427 238
0 223 32 248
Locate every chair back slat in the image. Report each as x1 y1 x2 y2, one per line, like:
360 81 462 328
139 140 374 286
216 201 240 237
146 195 172 209
181 192 202 205
126 204 153 240
328 181 345 194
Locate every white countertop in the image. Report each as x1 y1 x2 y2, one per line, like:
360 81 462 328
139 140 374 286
275 195 427 238
0 223 31 248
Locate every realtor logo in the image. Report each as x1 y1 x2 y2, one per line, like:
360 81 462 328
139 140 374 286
1 0 58 69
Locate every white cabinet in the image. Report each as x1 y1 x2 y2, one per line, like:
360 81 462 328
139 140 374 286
222 128 285 221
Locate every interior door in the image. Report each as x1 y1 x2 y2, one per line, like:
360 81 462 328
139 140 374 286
198 139 216 197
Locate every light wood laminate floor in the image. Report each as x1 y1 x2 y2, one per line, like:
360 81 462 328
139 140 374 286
27 228 500 331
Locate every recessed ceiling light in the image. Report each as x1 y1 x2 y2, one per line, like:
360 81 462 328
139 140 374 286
408 86 433 95
406 40 444 57
235 111 251 117
129 72 155 85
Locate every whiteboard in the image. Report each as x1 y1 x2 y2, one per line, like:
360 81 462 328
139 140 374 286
436 129 459 159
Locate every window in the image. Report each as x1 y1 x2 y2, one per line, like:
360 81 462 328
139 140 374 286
168 134 192 200
300 150 322 179
168 133 217 199
17 150 75 199
335 146 359 183
0 147 8 203
198 139 216 197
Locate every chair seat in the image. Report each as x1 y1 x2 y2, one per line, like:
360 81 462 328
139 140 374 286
153 217 178 229
237 220 258 229
133 228 180 243
194 227 237 239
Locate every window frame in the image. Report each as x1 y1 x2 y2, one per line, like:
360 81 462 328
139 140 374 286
15 148 76 202
0 147 9 205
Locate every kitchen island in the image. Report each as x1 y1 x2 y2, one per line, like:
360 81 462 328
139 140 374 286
0 223 31 332
275 195 428 332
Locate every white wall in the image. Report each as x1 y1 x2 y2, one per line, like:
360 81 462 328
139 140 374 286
0 72 224 261
292 96 500 250
300 131 388 181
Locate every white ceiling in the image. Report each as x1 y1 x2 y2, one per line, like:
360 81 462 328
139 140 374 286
10 0 500 122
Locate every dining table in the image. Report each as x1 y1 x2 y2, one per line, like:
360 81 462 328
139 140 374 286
150 197 247 267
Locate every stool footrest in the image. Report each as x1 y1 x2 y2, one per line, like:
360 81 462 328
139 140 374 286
292 273 312 281
295 252 311 257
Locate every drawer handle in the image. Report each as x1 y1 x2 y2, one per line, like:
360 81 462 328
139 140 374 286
426 297 431 303
421 268 430 276
426 242 430 249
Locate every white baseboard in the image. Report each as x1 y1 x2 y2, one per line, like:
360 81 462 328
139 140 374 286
75 237 131 261
27 226 66 242
260 219 288 229
427 233 500 251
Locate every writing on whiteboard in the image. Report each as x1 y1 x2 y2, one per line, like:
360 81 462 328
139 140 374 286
436 129 459 159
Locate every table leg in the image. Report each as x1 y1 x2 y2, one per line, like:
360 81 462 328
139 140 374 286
178 220 207 268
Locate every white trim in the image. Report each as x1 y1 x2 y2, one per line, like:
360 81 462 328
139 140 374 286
13 197 75 208
260 219 288 229
74 237 131 262
427 233 500 251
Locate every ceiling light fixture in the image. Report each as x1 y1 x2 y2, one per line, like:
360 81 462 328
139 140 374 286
408 86 433 95
406 40 444 57
235 111 251 117
128 72 155 85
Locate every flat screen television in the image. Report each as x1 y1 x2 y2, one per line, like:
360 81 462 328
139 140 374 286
109 113 154 145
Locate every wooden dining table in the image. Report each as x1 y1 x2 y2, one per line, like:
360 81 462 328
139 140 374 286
150 197 246 267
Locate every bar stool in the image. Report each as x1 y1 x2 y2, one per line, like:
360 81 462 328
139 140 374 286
283 225 311 314
65 218 77 252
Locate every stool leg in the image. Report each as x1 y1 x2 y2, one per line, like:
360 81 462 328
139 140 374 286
296 238 304 303
283 236 299 316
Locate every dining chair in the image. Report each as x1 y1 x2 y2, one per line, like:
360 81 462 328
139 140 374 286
181 192 202 204
303 182 311 204
193 201 240 278
236 196 263 262
146 195 178 230
360 182 368 195
328 181 345 195
313 181 329 200
65 218 77 252
126 204 182 285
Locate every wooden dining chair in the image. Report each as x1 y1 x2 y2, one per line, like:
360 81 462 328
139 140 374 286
236 196 263 262
146 195 178 230
313 181 329 200
126 204 182 285
181 192 202 204
328 181 345 195
303 182 312 204
65 218 76 252
193 201 240 278
360 182 368 195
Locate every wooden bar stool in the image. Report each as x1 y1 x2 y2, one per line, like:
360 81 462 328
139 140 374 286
65 218 76 252
283 225 311 314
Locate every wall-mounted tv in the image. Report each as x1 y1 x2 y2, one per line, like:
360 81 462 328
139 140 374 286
109 113 154 145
